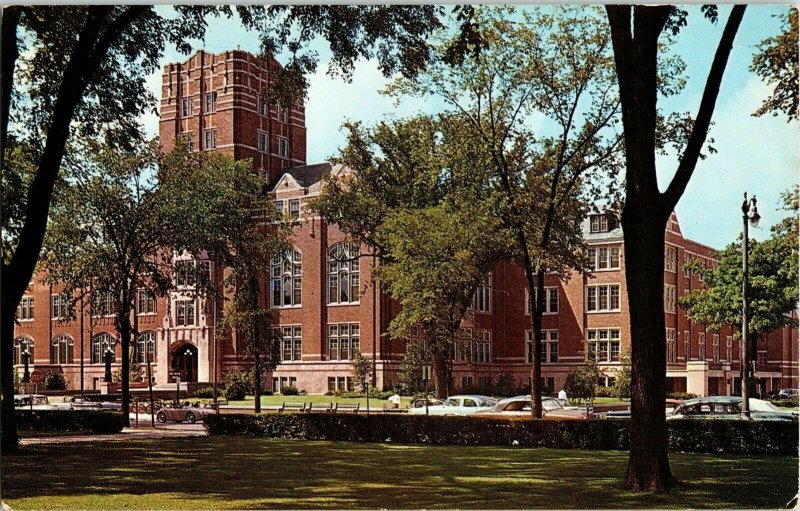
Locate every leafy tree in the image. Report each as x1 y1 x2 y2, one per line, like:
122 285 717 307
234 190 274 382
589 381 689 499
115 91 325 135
389 6 627 416
397 340 430 394
564 361 602 407
614 351 632 400
160 149 291 414
751 8 798 121
351 352 373 393
604 5 746 490
0 3 466 454
41 140 172 427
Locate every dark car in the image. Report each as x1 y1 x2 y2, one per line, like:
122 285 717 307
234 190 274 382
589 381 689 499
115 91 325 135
604 399 683 419
156 401 217 423
667 396 796 422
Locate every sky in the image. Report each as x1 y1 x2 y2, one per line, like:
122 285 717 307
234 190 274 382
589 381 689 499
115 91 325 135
142 5 798 250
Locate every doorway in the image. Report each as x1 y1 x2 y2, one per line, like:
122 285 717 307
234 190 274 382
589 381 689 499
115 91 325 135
170 343 198 382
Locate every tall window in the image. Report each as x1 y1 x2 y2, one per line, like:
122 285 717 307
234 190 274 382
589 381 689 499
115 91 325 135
258 97 268 116
664 284 676 313
683 255 691 277
136 332 156 364
50 335 74 364
328 243 360 304
587 329 621 363
288 199 300 220
527 330 558 363
712 334 720 363
51 293 71 321
726 336 733 362
277 136 288 157
180 132 194 151
271 249 302 307
16 296 34 321
327 323 359 360
589 246 621 270
13 337 34 365
590 214 609 233
175 260 196 287
204 128 217 149
277 105 288 122
528 286 559 315
473 330 491 363
137 289 156 315
204 91 217 112
181 97 192 117
666 328 677 363
698 333 706 360
684 331 690 361
473 274 491 313
664 246 677 272
281 326 302 361
92 290 116 317
586 284 621 312
175 299 196 326
92 333 116 364
257 131 268 152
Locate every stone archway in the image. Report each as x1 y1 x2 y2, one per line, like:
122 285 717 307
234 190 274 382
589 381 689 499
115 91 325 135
170 342 198 383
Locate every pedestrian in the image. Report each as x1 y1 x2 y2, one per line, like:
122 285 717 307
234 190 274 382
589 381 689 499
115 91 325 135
558 388 568 405
388 393 401 409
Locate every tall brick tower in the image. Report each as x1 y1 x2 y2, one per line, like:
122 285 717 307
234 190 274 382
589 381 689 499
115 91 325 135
159 49 306 181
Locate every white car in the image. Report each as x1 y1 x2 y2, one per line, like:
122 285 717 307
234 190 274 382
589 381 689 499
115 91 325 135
14 394 71 411
408 395 496 416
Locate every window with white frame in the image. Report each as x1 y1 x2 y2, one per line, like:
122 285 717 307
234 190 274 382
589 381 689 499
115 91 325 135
473 274 491 313
16 296 34 321
327 323 359 360
328 242 360 304
665 246 676 272
726 336 732 361
271 249 302 307
50 293 71 321
712 334 720 363
664 284 676 313
666 328 677 363
92 333 116 364
527 330 559 363
589 214 609 233
204 128 217 149
684 331 690 361
281 326 302 361
277 136 288 157
92 290 116 317
137 289 156 315
277 105 288 122
698 332 706 360
586 284 621 312
136 332 156 364
180 132 194 151
204 91 217 112
288 199 300 220
473 331 491 363
13 337 34 365
50 335 74 364
175 299 196 326
455 328 472 362
589 246 621 270
683 254 691 277
587 329 621 363
526 287 559 315
757 351 767 366
257 131 268 152
181 97 193 117
274 200 285 216
697 261 705 282
258 97 268 116
174 260 196 287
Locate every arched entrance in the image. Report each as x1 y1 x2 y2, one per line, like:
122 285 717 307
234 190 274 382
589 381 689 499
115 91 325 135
170 343 198 383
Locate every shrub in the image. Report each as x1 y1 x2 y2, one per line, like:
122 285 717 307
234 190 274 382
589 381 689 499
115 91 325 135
281 386 299 396
769 397 799 408
223 371 250 401
43 371 67 391
594 386 616 398
667 392 698 400
16 410 124 435
203 413 798 455
195 386 215 398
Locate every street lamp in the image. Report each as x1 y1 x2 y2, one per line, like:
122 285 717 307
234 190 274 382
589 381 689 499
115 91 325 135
741 193 761 419
104 347 113 383
21 349 31 384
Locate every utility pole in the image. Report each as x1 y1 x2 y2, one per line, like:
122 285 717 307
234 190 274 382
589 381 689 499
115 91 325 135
740 193 760 419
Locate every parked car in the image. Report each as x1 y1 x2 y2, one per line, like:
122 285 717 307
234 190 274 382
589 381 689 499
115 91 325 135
64 396 122 411
408 395 496 416
473 395 592 420
777 388 799 399
156 401 217 423
13 394 72 411
604 399 683 420
667 396 797 422
408 397 445 410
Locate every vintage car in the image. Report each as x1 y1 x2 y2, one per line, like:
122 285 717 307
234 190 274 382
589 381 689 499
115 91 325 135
63 396 123 411
156 401 217 423
408 395 496 416
667 396 797 422
13 394 71 411
604 399 683 420
408 397 445 410
472 395 592 420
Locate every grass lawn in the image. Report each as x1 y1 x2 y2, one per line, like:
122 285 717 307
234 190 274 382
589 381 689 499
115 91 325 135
2 437 797 509
228 394 413 408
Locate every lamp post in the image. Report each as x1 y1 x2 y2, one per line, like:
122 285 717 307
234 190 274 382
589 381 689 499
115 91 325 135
22 349 31 384
103 347 113 383
184 348 193 384
741 193 761 419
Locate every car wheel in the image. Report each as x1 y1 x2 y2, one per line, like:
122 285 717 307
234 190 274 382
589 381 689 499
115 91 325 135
156 411 167 423
186 412 196 424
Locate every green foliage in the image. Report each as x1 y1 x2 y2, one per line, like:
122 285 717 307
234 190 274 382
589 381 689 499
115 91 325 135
351 352 373 392
42 372 66 391
397 341 430 394
204 413 798 455
15 410 124 435
222 371 250 401
194 387 215 399
751 8 798 121
667 392 698 400
280 386 300 396
594 386 617 398
613 351 632 399
564 361 602 403
679 194 799 340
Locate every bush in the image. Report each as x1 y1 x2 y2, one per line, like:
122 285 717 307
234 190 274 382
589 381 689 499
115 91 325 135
223 371 250 401
16 410 124 435
667 392 698 400
195 386 215 398
594 386 616 398
43 371 67 391
280 386 299 396
203 413 798 455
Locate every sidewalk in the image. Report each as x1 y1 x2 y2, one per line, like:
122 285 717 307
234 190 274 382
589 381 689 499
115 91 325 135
20 422 207 446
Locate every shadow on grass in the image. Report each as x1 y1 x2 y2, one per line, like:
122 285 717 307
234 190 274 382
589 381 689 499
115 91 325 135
2 437 797 509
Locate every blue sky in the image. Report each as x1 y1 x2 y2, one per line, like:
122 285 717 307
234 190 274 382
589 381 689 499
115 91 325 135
142 5 798 250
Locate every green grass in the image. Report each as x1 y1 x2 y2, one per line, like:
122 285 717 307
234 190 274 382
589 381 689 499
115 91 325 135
2 437 797 509
228 394 412 408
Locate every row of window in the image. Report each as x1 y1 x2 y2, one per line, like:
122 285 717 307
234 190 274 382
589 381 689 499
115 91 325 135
670 330 736 364
274 199 300 221
182 93 291 119
13 332 156 366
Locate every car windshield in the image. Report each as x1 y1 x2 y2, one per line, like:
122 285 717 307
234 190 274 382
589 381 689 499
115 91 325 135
750 399 781 412
542 399 563 411
445 398 461 407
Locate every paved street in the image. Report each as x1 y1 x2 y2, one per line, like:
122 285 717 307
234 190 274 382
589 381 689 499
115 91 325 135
20 420 207 446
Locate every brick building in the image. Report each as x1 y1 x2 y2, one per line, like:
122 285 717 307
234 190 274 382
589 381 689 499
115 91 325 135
12 50 798 396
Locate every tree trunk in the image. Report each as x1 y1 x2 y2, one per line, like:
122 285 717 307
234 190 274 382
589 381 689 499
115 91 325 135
118 311 132 428
1 305 19 454
253 350 262 414
431 350 450 399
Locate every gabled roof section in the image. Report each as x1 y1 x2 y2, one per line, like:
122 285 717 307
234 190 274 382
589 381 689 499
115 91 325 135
666 212 682 236
269 163 332 191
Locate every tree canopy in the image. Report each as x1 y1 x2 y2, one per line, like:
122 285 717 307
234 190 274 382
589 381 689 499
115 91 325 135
751 8 798 121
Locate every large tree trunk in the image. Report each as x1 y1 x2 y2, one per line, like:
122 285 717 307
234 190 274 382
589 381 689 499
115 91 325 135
253 350 262 414
431 350 451 399
118 308 132 428
1 307 19 453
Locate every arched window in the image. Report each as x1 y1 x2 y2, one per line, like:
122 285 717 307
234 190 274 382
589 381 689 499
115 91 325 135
271 249 302 307
50 335 74 364
136 332 157 364
91 333 116 364
328 242 360 304
13 337 34 365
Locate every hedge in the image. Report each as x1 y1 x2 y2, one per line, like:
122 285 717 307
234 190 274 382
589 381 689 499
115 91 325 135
204 413 798 455
16 410 124 435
